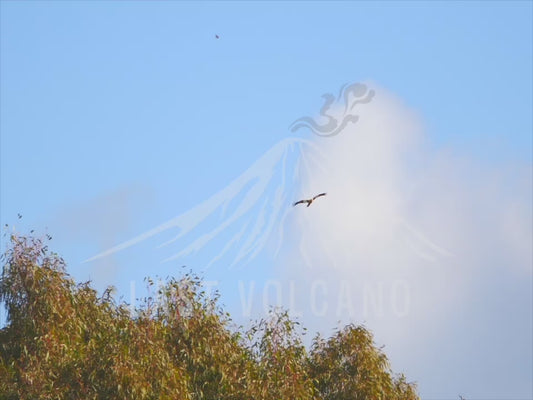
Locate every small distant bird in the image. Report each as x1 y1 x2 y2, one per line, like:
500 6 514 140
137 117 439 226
17 213 22 219
215 34 219 39
293 193 327 207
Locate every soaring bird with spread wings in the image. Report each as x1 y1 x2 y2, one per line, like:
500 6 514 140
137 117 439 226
293 193 327 207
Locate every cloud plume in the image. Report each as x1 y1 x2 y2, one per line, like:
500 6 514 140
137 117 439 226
280 84 532 399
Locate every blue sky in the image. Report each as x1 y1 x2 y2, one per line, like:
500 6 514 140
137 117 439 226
1 2 532 399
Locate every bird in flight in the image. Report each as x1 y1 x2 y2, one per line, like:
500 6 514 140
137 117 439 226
293 193 327 207
215 34 220 39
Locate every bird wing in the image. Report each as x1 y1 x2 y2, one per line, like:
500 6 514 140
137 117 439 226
293 200 307 206
312 193 327 201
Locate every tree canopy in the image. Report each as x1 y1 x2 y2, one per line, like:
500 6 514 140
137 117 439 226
0 235 419 399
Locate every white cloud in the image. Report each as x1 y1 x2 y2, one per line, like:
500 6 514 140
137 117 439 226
278 84 532 398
